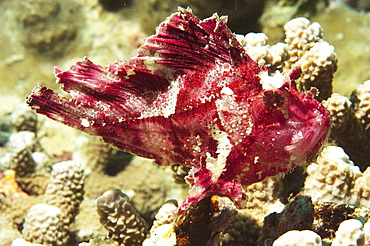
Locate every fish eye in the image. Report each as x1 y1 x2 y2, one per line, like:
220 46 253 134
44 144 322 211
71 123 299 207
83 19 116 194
263 90 285 108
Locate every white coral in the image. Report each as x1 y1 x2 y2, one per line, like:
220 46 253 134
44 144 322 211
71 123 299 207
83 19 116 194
272 230 322 246
331 219 365 246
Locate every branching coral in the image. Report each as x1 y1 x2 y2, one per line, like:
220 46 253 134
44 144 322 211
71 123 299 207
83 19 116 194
44 161 84 231
324 82 370 171
22 204 65 246
236 32 289 73
11 104 38 133
72 135 113 174
303 145 361 204
16 161 85 245
236 17 338 102
96 189 147 246
283 17 338 101
0 130 50 195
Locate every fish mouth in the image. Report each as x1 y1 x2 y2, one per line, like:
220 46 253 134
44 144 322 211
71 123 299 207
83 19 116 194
284 112 330 165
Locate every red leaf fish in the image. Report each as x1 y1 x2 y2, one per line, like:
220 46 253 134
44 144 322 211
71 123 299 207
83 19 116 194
26 8 330 209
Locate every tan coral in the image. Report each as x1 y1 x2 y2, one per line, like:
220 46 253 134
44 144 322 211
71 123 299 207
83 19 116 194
12 238 46 246
72 135 113 174
219 209 260 246
96 189 147 246
283 17 337 101
44 161 84 232
243 174 285 224
170 164 190 185
0 216 22 246
303 146 361 204
350 167 370 208
21 204 66 246
351 80 370 136
0 131 51 195
11 104 38 133
363 219 370 246
324 93 370 170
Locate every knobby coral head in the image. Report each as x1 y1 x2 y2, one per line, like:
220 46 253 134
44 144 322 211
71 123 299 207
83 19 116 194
26 8 330 209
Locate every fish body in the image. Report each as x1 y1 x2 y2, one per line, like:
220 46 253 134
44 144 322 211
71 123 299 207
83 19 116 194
27 8 330 208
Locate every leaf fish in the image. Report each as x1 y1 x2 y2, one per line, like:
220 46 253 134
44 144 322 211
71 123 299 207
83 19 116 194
27 8 331 209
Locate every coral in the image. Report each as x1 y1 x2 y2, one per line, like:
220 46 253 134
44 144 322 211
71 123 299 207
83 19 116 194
21 204 66 246
11 104 38 133
350 167 370 208
72 135 113 173
240 175 285 226
69 198 106 242
303 146 361 204
219 210 260 246
0 131 50 195
283 17 337 101
12 238 46 246
363 219 370 246
96 189 147 245
0 170 29 201
331 219 365 246
170 164 190 185
27 8 331 213
79 238 119 246
272 230 322 246
44 161 84 231
323 92 370 170
0 217 22 246
236 32 289 73
14 161 84 245
351 80 370 136
16 0 83 58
